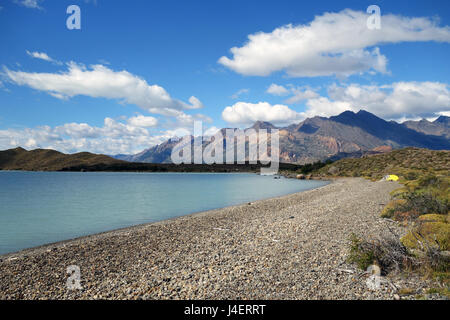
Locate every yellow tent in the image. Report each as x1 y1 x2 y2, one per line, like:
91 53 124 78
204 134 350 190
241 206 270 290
385 174 399 181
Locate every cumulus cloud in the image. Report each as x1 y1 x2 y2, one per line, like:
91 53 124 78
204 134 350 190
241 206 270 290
0 112 222 155
127 115 158 128
222 101 303 126
303 97 352 118
3 62 203 115
218 9 450 77
304 82 450 120
26 51 62 65
284 88 319 104
267 83 319 104
266 84 289 96
223 81 450 126
0 117 173 155
164 109 213 129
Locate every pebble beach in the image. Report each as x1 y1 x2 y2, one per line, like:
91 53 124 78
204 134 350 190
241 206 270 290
0 178 436 299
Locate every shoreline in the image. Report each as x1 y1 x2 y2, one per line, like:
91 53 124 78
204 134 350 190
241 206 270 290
0 178 333 260
2 177 432 300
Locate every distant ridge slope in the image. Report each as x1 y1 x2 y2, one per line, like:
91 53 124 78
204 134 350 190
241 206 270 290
402 115 450 139
330 110 449 148
0 147 125 171
316 147 450 179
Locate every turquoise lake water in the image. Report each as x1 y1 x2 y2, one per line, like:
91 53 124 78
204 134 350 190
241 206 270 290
0 172 328 255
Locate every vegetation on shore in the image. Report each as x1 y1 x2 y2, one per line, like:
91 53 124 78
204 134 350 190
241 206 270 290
315 147 448 180
319 147 449 297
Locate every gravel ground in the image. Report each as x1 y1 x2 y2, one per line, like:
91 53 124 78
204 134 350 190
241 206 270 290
0 177 440 300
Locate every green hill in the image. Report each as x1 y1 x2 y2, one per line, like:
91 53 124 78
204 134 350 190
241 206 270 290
0 147 126 171
316 147 449 180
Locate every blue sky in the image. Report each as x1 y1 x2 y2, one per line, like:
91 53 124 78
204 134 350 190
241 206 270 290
0 0 449 154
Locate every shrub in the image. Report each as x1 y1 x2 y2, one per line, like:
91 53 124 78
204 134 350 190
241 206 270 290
399 192 448 216
390 187 408 198
347 233 413 274
401 222 450 251
423 248 450 274
393 210 421 222
418 175 440 188
426 287 450 298
327 166 339 175
403 170 420 181
380 200 406 219
418 214 448 223
299 160 329 174
398 288 415 295
347 233 376 270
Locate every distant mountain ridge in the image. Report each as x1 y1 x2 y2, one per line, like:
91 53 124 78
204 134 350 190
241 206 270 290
114 138 181 163
114 110 450 164
402 115 450 138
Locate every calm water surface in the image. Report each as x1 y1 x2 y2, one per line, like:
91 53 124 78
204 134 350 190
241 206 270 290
0 172 328 255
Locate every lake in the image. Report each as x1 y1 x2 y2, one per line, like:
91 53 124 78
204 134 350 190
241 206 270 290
0 171 328 255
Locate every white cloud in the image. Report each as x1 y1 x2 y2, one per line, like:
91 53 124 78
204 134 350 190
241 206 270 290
383 82 450 118
219 9 450 77
303 82 450 120
204 126 220 136
0 117 174 155
266 84 289 96
187 96 204 109
304 97 352 118
164 109 212 129
127 115 158 128
222 101 303 126
267 83 319 104
229 82 450 124
26 50 62 65
284 88 319 104
231 88 249 99
3 62 203 116
15 0 42 9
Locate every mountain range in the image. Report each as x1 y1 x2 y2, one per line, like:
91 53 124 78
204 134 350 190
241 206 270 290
114 110 450 164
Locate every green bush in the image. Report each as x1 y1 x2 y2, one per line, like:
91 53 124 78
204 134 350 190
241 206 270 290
347 233 413 274
404 170 419 181
400 192 448 216
380 200 406 219
401 221 450 251
347 233 375 270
